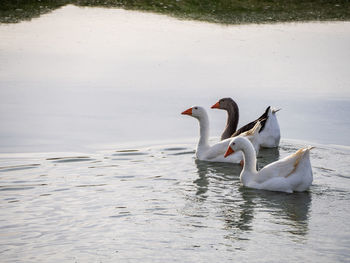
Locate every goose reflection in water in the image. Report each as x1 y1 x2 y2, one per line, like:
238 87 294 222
234 189 312 240
194 159 241 199
256 147 280 168
193 147 311 241
194 159 253 234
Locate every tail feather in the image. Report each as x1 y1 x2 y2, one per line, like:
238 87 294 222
241 121 261 137
285 147 310 178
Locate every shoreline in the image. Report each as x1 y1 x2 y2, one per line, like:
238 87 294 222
1 1 350 24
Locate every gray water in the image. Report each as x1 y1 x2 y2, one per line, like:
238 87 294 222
0 141 350 262
0 5 350 262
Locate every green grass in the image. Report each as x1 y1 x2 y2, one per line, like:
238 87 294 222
1 0 350 24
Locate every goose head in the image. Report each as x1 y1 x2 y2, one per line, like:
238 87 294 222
224 136 250 158
225 121 262 157
181 106 207 120
211 97 235 110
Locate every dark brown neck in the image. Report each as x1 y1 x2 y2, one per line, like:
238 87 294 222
221 101 239 140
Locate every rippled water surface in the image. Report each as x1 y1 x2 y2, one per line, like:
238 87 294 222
1 5 350 262
0 140 350 262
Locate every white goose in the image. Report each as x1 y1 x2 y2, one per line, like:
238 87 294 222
224 136 313 193
181 106 261 163
256 106 281 148
231 106 281 148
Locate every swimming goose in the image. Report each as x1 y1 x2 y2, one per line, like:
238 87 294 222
211 98 239 140
211 98 281 148
224 137 314 193
181 106 261 163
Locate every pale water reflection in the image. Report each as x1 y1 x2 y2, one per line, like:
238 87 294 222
0 5 350 153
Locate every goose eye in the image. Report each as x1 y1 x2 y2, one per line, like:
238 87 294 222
232 143 235 145
194 107 198 110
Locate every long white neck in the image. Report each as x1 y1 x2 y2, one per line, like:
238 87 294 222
240 140 258 184
197 113 210 148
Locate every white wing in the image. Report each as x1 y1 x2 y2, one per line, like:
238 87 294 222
254 148 310 184
204 139 231 160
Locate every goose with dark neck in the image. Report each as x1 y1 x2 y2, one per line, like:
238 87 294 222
211 98 239 140
211 98 280 148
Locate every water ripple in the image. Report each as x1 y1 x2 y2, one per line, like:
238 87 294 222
0 183 47 191
0 164 40 172
76 184 107 188
47 156 94 163
113 151 148 156
170 151 195 156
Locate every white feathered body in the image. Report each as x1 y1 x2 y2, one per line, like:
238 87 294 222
182 106 260 164
259 109 281 148
196 138 244 163
242 147 313 193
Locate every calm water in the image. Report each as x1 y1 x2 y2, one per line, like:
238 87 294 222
0 5 350 262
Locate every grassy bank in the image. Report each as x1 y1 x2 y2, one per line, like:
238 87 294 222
1 0 350 24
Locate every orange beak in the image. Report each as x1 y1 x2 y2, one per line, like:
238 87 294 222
211 101 220 109
224 146 235 158
181 107 192 115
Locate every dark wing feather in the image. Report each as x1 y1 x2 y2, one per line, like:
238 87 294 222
231 106 270 137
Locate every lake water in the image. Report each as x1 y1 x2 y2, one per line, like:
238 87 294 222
0 5 350 262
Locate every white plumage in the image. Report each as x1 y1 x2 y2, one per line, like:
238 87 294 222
225 136 313 193
181 106 261 163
